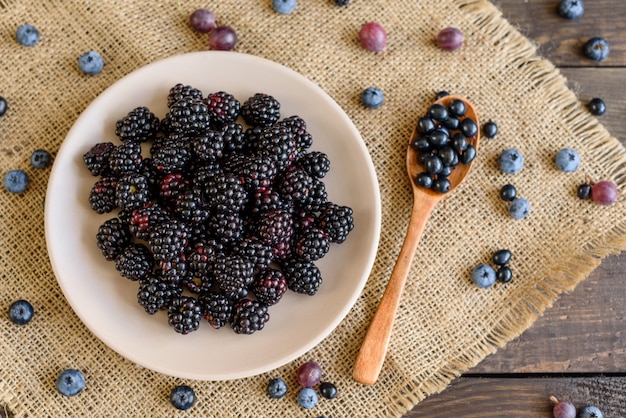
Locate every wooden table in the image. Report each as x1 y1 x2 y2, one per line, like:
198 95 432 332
407 1 626 416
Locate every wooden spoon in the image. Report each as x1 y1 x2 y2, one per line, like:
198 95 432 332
353 95 480 385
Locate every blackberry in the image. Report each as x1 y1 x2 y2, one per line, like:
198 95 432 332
240 93 281 127
167 296 203 334
167 83 204 108
255 208 294 245
234 237 274 271
279 115 313 151
198 291 233 329
159 172 189 202
282 258 322 295
166 97 211 135
318 203 354 243
205 91 240 125
89 177 118 213
174 188 210 225
157 254 188 283
137 272 182 314
231 298 270 334
205 173 248 212
149 219 190 262
115 173 152 211
278 168 314 204
114 243 154 281
108 141 143 176
139 158 162 196
213 255 254 301
115 106 159 143
250 187 292 214
83 142 115 176
190 162 223 191
191 130 224 162
219 121 246 154
129 202 171 240
182 271 213 294
151 135 192 174
209 210 244 244
297 151 330 178
234 154 277 191
294 227 330 261
252 268 287 305
96 217 131 261
298 178 328 212
249 124 297 171
272 238 293 262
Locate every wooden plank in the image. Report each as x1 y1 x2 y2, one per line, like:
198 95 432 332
493 0 626 67
406 376 626 417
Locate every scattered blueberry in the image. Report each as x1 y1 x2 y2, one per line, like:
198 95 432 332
557 0 584 19
588 98 606 115
273 0 297 14
578 405 603 418
296 387 318 409
498 148 524 174
78 51 104 75
554 148 580 172
482 120 498 138
500 184 517 201
334 0 349 6
508 197 531 219
471 264 496 288
496 265 513 283
267 378 288 399
3 170 29 194
56 369 85 397
583 37 610 62
0 96 7 116
170 385 196 410
492 249 512 266
577 183 591 199
8 300 34 325
31 149 52 169
319 382 337 399
361 87 384 109
16 24 40 46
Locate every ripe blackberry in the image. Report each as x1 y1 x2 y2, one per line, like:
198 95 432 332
185 240 222 274
151 135 192 174
209 210 244 244
115 173 152 211
272 238 293 262
139 157 162 196
255 208 294 245
198 291 233 329
282 258 322 295
278 168 314 204
182 271 213 294
205 173 248 212
159 172 189 203
115 106 159 143
137 271 182 314
108 141 143 176
191 130 224 162
234 237 274 271
190 161 223 191
234 154 277 191
240 93 281 127
167 83 204 108
279 115 313 151
83 142 115 176
166 97 211 135
96 217 131 261
249 124 297 171
149 219 190 262
294 227 330 261
115 243 154 281
213 255 254 301
174 188 210 225
252 268 287 305
167 296 203 334
219 121 246 154
158 254 188 283
297 151 330 179
298 178 328 212
89 176 118 214
318 202 354 243
250 187 292 214
231 298 270 334
129 202 171 240
205 91 240 125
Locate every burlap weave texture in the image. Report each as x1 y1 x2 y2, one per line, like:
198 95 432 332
1 0 625 417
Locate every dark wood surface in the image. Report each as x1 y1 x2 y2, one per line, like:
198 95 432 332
406 1 626 416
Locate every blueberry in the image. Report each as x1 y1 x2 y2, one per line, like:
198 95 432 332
428 104 448 122
334 0 349 6
31 149 52 169
460 144 477 164
482 120 498 138
577 183 591 199
588 98 606 115
448 99 466 117
460 118 478 138
267 378 288 399
554 147 580 172
0 96 7 116
16 24 40 46
498 148 524 174
78 51 104 75
415 172 433 189
500 184 517 201
508 197 531 219
496 265 513 283
56 369 85 397
273 0 297 14
319 382 337 399
170 385 196 410
432 177 451 193
8 300 34 325
296 387 318 409
578 405 603 418
558 0 584 19
492 249 512 266
3 170 29 194
471 264 496 288
417 116 436 134
361 87 384 109
583 37 610 62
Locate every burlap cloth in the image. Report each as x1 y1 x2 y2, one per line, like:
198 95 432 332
1 0 625 416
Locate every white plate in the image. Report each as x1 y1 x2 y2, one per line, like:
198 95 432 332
45 51 381 381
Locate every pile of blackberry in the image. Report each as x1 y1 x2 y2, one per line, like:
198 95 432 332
85 84 354 335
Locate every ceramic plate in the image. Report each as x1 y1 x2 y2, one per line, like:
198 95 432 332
45 51 381 380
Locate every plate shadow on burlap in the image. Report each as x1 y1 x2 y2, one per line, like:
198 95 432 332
0 0 625 417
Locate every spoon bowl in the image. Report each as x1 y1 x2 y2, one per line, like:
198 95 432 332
353 95 480 385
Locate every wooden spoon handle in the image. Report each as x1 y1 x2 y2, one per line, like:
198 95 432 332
353 196 437 385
